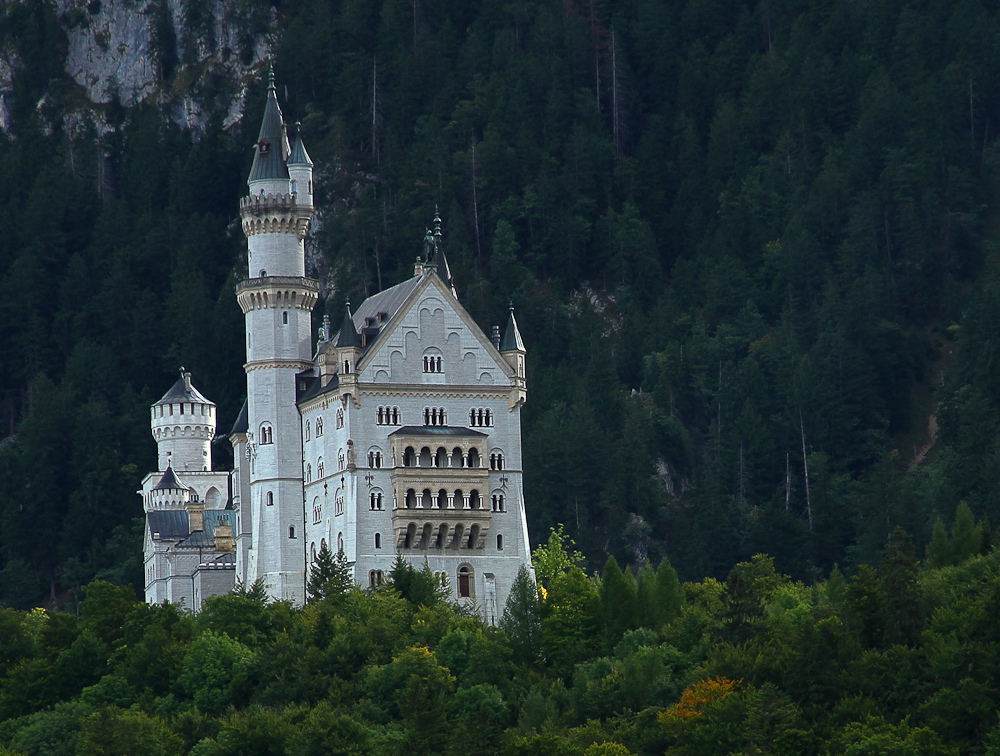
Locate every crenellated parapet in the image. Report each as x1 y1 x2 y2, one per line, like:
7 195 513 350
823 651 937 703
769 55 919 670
236 276 320 314
240 193 313 240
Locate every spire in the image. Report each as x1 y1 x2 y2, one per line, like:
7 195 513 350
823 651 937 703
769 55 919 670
288 122 313 166
336 302 362 348
500 303 525 352
248 65 290 183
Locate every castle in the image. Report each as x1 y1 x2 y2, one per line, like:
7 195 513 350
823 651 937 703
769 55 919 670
138 74 532 619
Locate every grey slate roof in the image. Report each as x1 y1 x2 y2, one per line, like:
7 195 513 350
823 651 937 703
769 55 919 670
153 466 186 491
297 375 339 404
155 375 213 406
288 131 313 166
389 426 488 437
177 530 214 548
204 510 235 532
248 78 290 183
434 246 454 291
328 275 423 351
229 399 249 436
148 510 190 540
500 308 525 352
336 304 362 348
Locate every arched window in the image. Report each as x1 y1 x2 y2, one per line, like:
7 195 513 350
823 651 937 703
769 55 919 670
289 526 296 539
282 311 288 324
377 406 384 424
392 407 400 425
305 421 311 441
375 533 382 549
306 464 312 483
368 449 382 468
312 498 321 523
259 423 273 444
369 569 384 587
316 417 324 436
457 565 474 598
338 450 345 470
370 491 383 510
497 534 503 550
337 532 344 552
266 491 274 506
336 408 344 429
423 350 443 373
335 492 344 516
317 457 325 478
311 542 317 562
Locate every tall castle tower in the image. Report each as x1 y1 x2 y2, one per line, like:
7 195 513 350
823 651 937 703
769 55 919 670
235 69 318 603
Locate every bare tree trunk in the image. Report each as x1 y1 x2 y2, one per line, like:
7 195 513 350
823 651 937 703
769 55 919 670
800 411 812 530
784 452 790 511
470 136 482 264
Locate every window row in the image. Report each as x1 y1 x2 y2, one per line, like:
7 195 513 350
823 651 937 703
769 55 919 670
402 487 493 510
402 445 481 468
469 408 493 427
377 406 401 425
423 407 447 426
422 355 443 373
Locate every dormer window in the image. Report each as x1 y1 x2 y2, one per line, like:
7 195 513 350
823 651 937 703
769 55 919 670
258 140 270 154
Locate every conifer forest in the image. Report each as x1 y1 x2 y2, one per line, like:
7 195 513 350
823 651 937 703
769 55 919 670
4 0 1000 751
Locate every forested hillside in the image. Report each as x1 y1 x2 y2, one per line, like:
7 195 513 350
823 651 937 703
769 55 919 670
1 525 999 754
3 0 1000 605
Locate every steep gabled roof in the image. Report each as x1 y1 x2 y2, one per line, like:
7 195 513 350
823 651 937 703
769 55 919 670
153 466 186 491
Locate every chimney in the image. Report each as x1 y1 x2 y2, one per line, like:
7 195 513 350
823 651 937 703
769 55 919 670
182 369 192 392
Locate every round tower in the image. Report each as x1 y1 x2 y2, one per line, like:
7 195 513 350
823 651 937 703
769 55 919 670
147 466 191 511
237 71 316 605
151 370 217 472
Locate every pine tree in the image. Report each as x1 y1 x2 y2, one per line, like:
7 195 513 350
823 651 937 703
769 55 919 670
500 564 542 665
600 555 637 647
306 543 352 603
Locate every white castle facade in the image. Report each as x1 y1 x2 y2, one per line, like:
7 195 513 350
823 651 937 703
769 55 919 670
139 76 532 618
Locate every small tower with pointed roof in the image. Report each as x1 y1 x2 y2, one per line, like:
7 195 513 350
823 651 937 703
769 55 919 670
150 369 217 472
500 306 527 409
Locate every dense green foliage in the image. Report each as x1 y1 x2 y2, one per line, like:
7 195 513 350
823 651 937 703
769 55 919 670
3 0 1000 604
2 529 1000 753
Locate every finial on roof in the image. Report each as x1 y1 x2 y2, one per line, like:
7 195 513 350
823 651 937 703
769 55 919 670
268 63 276 91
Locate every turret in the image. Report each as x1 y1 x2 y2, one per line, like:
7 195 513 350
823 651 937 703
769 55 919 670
500 305 526 408
148 466 191 511
150 370 217 472
334 302 363 379
287 123 314 207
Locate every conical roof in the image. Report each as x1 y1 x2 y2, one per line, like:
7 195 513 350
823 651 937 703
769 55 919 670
248 69 290 183
229 399 249 436
155 371 213 406
288 126 313 166
500 306 525 352
153 466 186 491
336 303 362 348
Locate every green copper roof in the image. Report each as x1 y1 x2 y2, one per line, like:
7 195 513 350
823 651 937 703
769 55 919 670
500 306 525 352
248 71 290 183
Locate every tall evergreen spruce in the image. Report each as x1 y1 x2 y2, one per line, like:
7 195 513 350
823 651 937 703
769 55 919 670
306 543 352 603
500 565 542 664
